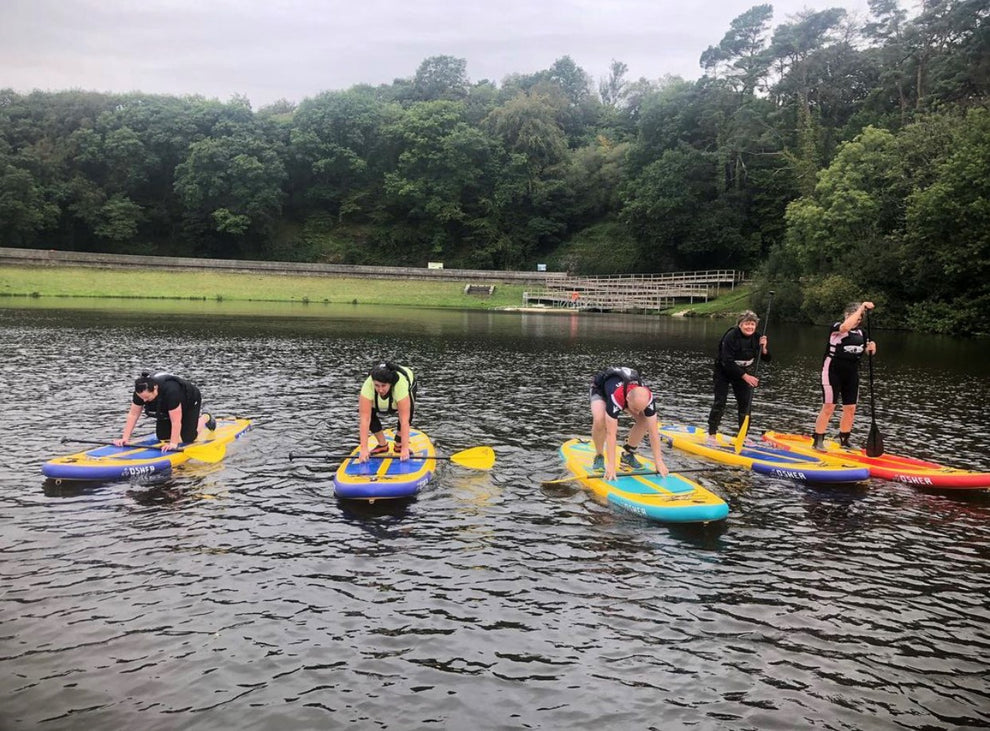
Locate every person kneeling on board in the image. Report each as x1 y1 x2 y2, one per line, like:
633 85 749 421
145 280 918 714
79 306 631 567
115 372 216 451
589 366 669 481
358 362 417 463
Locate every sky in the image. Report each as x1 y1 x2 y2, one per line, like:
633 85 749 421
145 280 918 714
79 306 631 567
2 0 877 110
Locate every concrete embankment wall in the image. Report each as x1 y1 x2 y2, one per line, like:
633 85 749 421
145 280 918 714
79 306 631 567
0 247 563 286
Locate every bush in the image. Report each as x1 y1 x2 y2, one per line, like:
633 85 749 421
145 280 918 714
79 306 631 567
801 274 870 324
551 221 639 274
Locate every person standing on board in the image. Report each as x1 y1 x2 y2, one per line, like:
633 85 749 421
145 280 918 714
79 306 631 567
589 366 669 481
707 310 771 441
812 301 876 450
115 372 216 451
358 362 417 463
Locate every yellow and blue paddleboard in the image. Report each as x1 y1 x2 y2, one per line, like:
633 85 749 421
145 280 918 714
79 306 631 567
559 438 729 523
42 418 252 483
659 423 870 484
333 428 436 500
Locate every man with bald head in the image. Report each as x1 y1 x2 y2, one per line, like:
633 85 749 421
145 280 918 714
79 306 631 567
589 367 669 481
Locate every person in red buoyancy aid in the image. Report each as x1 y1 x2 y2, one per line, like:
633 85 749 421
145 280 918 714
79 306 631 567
589 367 669 481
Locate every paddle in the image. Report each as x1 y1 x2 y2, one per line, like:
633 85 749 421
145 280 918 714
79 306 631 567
59 437 228 464
734 290 774 454
541 466 722 487
864 308 885 457
288 445 496 471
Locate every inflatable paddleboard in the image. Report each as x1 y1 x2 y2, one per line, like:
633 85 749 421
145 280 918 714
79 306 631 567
333 428 435 500
762 431 990 489
659 423 870 484
42 418 252 482
559 438 729 523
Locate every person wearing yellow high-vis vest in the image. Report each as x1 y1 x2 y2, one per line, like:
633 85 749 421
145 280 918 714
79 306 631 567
357 362 416 463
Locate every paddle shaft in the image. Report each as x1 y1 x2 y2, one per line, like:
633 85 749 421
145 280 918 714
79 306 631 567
864 309 885 456
866 309 877 420
291 453 462 462
291 445 494 470
745 291 773 409
61 437 198 453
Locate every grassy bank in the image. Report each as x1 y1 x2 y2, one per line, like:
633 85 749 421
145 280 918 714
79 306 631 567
0 264 755 316
663 286 754 317
0 265 527 309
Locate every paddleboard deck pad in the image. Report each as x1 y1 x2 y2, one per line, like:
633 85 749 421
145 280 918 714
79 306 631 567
762 431 990 489
559 438 729 523
659 424 870 484
333 428 435 500
42 418 252 482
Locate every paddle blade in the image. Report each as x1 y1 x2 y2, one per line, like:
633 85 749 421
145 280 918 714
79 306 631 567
865 423 884 457
181 440 228 464
450 446 495 470
734 416 750 454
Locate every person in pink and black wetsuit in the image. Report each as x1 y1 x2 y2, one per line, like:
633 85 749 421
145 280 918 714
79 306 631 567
812 301 877 450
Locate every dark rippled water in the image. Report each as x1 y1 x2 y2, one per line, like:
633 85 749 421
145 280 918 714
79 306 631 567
2 302 989 730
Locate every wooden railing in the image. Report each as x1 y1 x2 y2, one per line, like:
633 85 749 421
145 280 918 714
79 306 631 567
523 270 745 312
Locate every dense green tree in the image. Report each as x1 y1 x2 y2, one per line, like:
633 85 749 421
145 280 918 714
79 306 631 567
862 0 911 125
483 91 575 264
901 108 990 332
0 0 987 331
174 135 287 255
598 60 629 108
700 4 774 94
380 100 498 261
288 89 397 221
623 145 755 270
412 55 470 102
777 109 989 333
0 156 58 245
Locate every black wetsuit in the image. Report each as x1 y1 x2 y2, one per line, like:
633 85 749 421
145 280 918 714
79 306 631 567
707 326 770 434
133 374 203 442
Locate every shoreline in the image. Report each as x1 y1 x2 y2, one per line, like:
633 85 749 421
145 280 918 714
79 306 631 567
1 262 749 317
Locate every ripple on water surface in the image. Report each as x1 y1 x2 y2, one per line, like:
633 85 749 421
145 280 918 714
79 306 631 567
1 305 988 729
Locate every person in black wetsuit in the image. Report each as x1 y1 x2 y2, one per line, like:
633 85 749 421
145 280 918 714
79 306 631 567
812 301 876 450
707 310 770 439
115 372 215 451
589 366 668 481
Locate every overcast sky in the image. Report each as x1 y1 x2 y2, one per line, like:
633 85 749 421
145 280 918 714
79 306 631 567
2 0 877 109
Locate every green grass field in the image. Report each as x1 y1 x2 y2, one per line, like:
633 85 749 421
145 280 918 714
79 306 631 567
0 264 753 316
0 265 528 309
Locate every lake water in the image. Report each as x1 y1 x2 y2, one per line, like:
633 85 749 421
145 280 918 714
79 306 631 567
2 301 989 730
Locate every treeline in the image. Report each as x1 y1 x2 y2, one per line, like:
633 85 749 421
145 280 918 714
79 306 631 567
1 1 988 332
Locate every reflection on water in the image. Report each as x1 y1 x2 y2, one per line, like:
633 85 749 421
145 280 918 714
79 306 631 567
1 302 989 729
